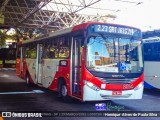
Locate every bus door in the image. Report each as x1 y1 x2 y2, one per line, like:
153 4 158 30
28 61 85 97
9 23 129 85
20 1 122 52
71 37 82 97
36 44 43 84
19 47 23 76
21 47 26 78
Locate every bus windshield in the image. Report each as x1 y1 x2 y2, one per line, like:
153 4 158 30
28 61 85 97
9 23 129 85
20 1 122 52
86 36 143 73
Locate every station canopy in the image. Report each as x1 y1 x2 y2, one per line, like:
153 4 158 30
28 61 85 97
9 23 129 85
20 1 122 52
0 0 146 34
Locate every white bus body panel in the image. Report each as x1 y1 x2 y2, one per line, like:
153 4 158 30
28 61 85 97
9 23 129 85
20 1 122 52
41 59 60 88
144 61 160 89
26 59 37 83
26 59 60 88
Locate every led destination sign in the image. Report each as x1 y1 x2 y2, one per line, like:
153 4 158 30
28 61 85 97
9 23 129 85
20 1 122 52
143 37 160 43
94 24 141 37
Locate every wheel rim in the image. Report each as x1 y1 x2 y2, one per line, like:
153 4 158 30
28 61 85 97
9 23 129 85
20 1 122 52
61 85 67 97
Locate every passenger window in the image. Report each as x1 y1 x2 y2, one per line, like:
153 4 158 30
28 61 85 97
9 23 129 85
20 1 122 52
43 43 50 59
50 39 59 58
58 37 70 58
29 44 37 59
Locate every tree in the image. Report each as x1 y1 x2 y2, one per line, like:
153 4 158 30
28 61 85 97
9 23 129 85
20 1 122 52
0 30 6 47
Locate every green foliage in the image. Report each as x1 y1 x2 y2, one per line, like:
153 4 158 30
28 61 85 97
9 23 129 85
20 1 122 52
0 29 17 47
0 30 7 46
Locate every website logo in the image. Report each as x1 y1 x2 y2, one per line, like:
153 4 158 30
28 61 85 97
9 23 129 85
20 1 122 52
95 103 106 111
106 102 125 111
2 112 11 117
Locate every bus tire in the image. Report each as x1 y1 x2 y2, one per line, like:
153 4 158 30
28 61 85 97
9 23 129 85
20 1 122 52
58 79 70 100
61 84 68 98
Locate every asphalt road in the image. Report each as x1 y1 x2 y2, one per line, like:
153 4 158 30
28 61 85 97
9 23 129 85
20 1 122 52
0 69 160 120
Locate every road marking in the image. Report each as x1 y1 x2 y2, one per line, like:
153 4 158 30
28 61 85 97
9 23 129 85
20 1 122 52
32 90 45 93
8 68 15 70
0 74 9 77
2 68 8 70
0 90 44 95
0 68 15 71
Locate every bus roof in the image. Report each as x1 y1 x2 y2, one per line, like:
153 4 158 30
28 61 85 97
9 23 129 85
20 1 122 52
22 22 97 44
22 22 141 45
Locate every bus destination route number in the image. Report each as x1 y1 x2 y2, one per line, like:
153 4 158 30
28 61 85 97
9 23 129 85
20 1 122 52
94 24 141 37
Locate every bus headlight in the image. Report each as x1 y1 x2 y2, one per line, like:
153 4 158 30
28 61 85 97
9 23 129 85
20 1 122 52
84 80 100 91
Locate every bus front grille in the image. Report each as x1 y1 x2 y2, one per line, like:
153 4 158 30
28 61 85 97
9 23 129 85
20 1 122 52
100 94 132 99
97 77 136 84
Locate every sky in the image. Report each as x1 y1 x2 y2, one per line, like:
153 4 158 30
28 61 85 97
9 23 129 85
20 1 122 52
113 0 160 31
42 0 160 32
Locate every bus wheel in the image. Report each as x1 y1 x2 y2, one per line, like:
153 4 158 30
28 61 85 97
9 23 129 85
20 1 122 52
60 84 68 98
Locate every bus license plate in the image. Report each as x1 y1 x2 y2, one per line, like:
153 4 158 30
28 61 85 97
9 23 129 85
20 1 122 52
112 91 122 95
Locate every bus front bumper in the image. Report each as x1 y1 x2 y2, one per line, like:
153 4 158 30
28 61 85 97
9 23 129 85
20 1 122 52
83 82 144 101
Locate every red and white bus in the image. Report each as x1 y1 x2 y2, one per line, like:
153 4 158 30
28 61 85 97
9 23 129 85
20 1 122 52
16 22 144 101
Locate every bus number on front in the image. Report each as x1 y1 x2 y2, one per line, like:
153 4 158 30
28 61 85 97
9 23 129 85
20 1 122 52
123 84 134 89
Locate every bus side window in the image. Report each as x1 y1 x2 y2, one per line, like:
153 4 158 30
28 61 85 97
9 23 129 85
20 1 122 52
152 43 160 60
22 47 26 58
50 39 58 59
25 47 30 58
58 37 70 58
43 44 50 59
29 44 37 59
53 38 59 58
49 48 55 58
144 43 152 61
59 48 70 58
